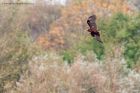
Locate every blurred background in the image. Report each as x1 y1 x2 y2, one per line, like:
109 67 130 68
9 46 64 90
0 0 140 93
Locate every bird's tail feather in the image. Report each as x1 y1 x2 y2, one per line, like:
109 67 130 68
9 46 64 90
95 35 103 43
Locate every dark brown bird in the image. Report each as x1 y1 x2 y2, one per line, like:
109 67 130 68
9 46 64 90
87 15 103 43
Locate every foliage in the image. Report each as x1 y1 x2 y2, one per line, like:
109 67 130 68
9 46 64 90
0 30 39 92
9 53 140 93
98 12 140 67
77 37 104 60
92 39 104 60
62 50 75 64
0 0 140 92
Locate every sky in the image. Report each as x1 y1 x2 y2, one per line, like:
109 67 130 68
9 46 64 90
46 0 67 5
0 0 67 5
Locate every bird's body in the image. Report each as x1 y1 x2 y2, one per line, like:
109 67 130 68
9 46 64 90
87 15 103 43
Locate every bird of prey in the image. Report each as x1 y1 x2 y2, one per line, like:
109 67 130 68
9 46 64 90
87 15 103 43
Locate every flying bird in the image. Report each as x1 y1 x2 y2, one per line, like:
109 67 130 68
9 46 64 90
87 15 103 43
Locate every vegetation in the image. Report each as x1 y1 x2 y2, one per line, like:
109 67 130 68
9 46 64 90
0 0 140 93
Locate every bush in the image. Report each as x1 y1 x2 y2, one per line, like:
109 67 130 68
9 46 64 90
98 13 140 68
9 53 140 93
0 30 39 92
62 50 76 64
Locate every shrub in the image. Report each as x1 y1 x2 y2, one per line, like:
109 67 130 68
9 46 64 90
0 30 39 92
98 12 140 68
